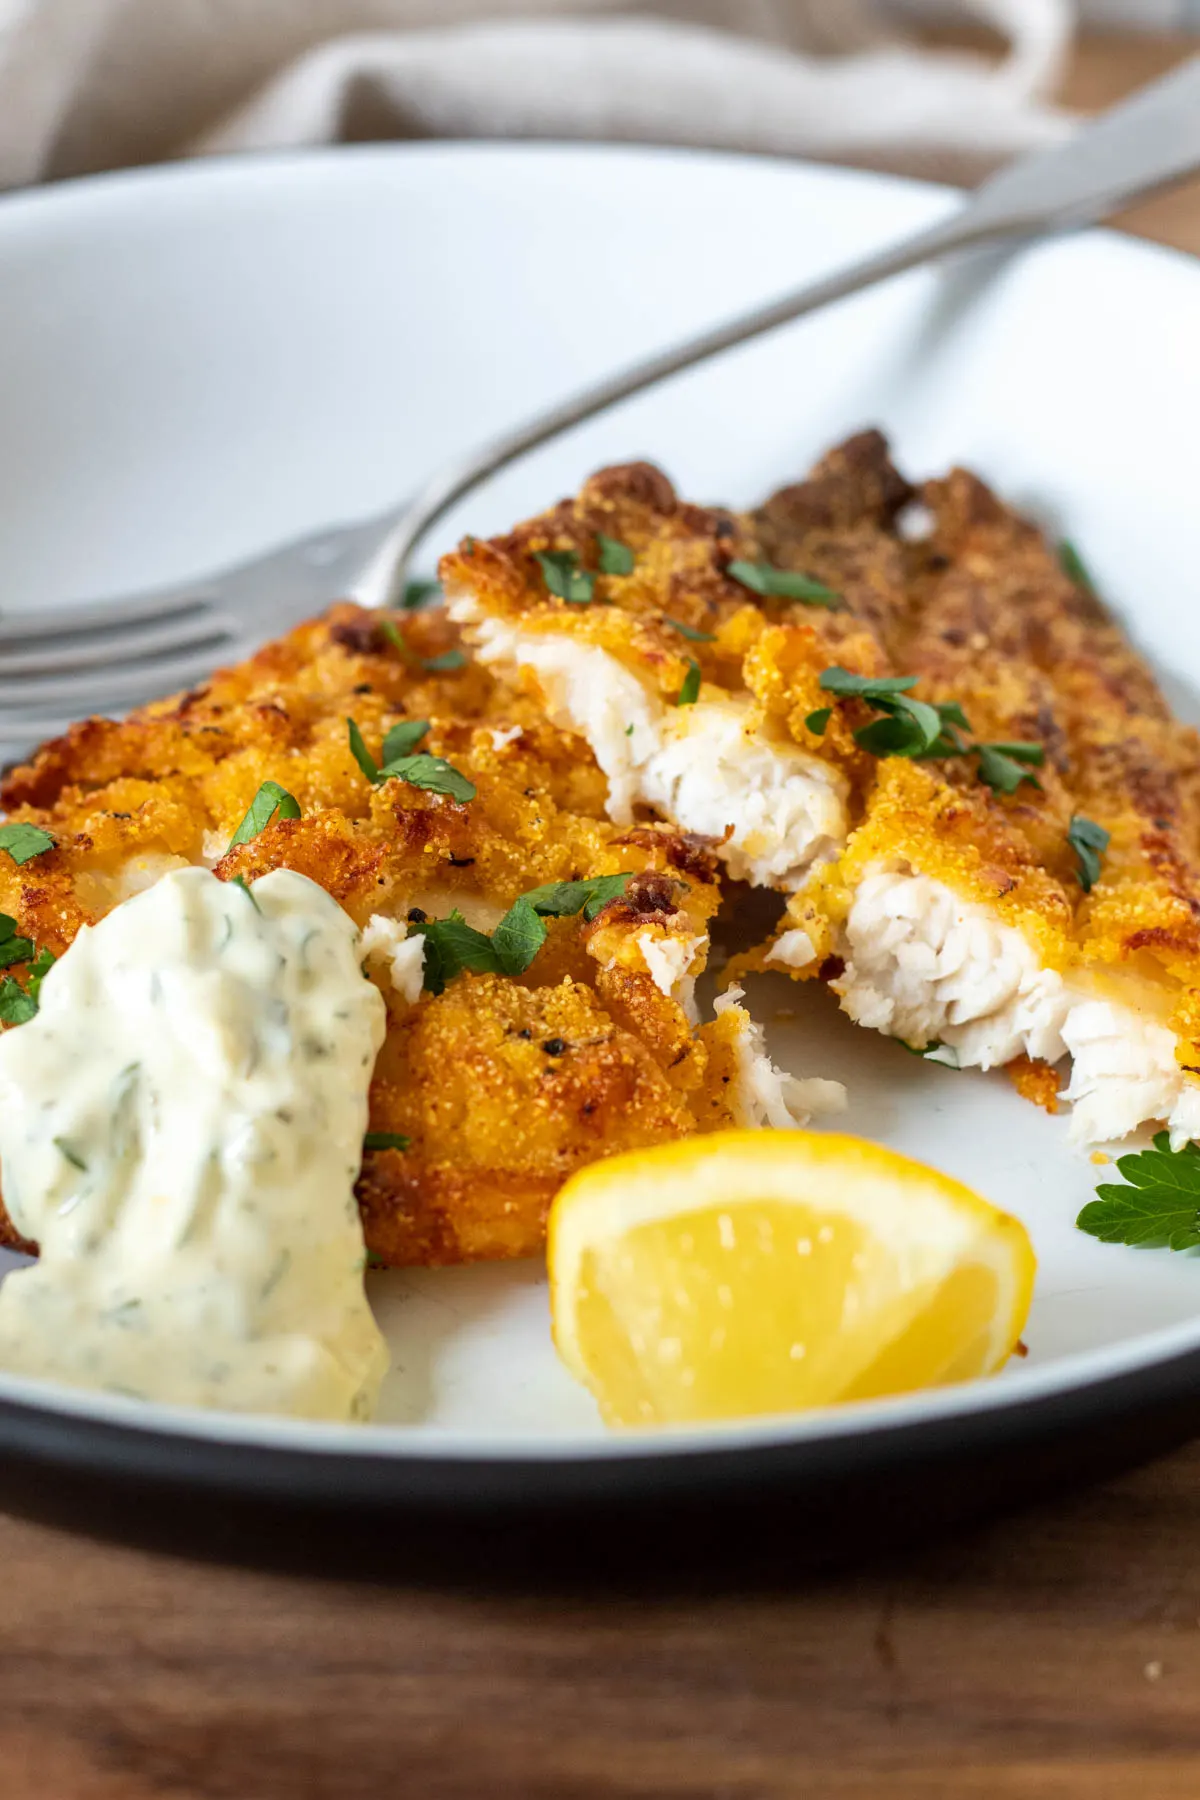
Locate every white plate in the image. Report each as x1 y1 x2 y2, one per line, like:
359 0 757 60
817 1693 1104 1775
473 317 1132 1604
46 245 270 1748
2 144 1200 1552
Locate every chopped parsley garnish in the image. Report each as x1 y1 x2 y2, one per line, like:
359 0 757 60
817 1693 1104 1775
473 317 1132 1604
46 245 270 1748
663 617 715 643
898 1039 962 1069
520 873 634 922
346 717 476 803
229 874 260 910
819 666 1044 791
1077 1134 1200 1250
408 911 506 995
805 707 831 737
384 753 476 803
0 976 37 1025
1058 539 1095 592
491 896 546 975
726 559 841 608
974 741 1044 796
26 945 55 1002
0 823 55 865
536 549 595 604
421 648 467 673
677 659 702 707
382 719 431 762
403 577 441 610
0 931 52 1025
1068 814 1110 893
363 1132 411 1153
411 874 634 993
53 1136 87 1172
0 912 34 971
379 618 468 674
819 667 949 758
228 781 301 849
597 533 635 576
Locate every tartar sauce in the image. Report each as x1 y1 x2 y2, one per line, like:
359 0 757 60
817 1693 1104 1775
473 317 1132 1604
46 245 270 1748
0 866 388 1421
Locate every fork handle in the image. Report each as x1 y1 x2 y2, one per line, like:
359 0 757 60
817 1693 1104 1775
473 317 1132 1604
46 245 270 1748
382 54 1200 607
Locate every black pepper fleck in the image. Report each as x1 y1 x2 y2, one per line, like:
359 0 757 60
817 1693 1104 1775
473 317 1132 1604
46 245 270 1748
407 907 427 924
542 1038 567 1056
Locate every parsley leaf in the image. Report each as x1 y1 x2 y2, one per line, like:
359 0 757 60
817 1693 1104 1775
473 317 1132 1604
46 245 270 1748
491 896 547 976
381 753 476 803
726 560 841 608
0 823 55 866
677 659 702 707
0 913 34 970
408 911 500 995
805 707 831 737
347 717 381 782
228 780 301 848
663 617 715 643
820 667 944 758
519 873 633 922
1068 814 1110 893
1077 1133 1200 1250
381 719 431 763
363 1131 411 1153
421 648 467 673
347 719 476 802
1058 539 1095 593
27 946 55 1002
410 874 635 992
403 577 441 610
0 976 37 1026
597 533 635 576
536 549 595 604
229 874 260 910
975 742 1044 796
379 618 467 674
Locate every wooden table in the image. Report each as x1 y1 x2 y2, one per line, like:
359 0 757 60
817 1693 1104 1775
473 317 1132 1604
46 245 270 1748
4 33 1200 1800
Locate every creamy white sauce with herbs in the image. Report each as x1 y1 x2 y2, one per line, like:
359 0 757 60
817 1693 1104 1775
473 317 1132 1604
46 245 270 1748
0 866 388 1421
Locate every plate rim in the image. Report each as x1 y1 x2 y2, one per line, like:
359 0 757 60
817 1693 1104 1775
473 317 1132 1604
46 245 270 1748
4 140 1200 1512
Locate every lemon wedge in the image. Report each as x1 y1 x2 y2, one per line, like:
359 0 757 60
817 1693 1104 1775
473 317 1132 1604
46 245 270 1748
549 1130 1035 1427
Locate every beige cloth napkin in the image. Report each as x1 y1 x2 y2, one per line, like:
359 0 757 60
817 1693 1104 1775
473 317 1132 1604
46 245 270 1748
0 0 1075 191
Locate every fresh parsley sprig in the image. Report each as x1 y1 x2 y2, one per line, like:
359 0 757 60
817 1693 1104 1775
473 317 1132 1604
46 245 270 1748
597 533 635 576
726 560 841 608
411 873 634 994
974 742 1044 796
347 718 476 804
0 912 34 971
536 549 595 604
1068 814 1110 893
677 660 702 707
0 823 55 865
228 780 302 849
662 617 715 643
818 666 1044 793
1058 539 1095 593
0 939 52 1027
1077 1134 1200 1250
897 1038 962 1069
819 668 950 758
378 617 468 673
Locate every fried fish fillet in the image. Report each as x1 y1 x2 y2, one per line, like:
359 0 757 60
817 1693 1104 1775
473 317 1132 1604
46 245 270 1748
443 434 1200 1147
0 602 839 1266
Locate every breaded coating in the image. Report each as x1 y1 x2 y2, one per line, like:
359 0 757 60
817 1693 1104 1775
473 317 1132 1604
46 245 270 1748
1 602 745 1265
447 433 1200 1146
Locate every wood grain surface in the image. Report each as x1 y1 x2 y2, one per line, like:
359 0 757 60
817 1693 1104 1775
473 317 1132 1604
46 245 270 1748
3 32 1200 1800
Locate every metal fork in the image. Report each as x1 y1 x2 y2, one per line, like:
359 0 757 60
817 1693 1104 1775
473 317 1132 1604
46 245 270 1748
4 54 1200 771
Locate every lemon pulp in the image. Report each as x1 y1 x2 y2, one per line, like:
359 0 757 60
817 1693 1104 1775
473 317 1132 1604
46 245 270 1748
550 1131 1035 1428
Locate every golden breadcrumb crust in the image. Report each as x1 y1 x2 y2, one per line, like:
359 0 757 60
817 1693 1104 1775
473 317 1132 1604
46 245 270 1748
0 604 727 1265
447 431 1200 1084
